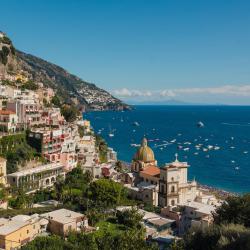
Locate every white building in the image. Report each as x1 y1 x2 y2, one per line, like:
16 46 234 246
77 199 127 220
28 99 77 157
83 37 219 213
158 154 198 207
7 163 65 193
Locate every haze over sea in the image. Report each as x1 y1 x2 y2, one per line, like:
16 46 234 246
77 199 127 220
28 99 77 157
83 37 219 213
85 105 250 194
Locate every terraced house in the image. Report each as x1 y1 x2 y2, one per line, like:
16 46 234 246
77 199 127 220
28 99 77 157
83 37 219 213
7 163 65 193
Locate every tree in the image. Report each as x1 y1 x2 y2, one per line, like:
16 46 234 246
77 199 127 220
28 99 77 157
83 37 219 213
51 95 61 107
213 194 250 228
182 223 250 250
89 179 127 209
116 207 143 229
21 235 73 250
60 104 79 122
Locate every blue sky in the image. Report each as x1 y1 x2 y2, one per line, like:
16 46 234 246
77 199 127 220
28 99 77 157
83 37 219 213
1 0 250 104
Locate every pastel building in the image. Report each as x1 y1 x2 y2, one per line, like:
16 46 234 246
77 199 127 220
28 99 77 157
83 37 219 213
7 99 42 127
41 107 65 126
27 128 65 163
158 154 198 207
7 163 65 193
0 110 18 132
0 157 7 186
0 214 48 250
41 209 92 237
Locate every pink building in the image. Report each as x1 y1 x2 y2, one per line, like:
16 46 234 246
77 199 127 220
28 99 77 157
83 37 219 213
7 100 43 127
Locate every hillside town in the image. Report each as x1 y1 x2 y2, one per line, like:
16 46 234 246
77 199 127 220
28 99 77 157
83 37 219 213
0 70 229 250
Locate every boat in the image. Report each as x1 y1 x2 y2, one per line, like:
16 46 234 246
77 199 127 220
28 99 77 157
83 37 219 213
235 167 240 170
133 121 140 126
108 125 115 137
214 146 220 150
183 147 189 151
197 121 205 128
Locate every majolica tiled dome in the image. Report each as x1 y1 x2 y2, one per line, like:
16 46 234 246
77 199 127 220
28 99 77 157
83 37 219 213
133 138 155 163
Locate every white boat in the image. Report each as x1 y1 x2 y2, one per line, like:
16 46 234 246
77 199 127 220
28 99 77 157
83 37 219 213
214 146 220 150
207 145 214 150
133 121 140 126
183 147 190 151
170 139 176 143
197 121 205 128
244 151 248 154
235 167 240 170
108 125 115 137
203 148 208 152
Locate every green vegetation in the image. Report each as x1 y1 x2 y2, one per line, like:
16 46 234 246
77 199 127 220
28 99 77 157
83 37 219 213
0 132 43 173
169 194 250 250
0 45 10 65
22 209 157 250
0 205 60 218
51 95 61 107
60 104 80 122
21 80 38 90
213 193 250 228
0 35 12 45
95 135 108 163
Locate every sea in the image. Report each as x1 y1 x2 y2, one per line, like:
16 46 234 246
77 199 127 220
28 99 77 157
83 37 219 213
84 105 250 194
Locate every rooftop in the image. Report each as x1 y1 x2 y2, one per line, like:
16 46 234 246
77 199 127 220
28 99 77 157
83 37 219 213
140 165 160 177
8 163 63 177
182 201 216 215
0 219 28 236
0 110 16 115
41 208 85 224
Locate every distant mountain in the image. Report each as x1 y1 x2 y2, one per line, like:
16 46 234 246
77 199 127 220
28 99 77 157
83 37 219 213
0 32 130 111
127 99 193 105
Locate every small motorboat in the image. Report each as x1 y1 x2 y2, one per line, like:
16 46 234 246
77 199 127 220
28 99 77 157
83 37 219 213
197 121 205 128
133 121 140 126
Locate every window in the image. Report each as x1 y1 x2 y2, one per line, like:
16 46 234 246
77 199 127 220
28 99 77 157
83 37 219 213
171 177 174 181
161 185 164 193
171 200 175 206
171 186 175 193
27 230 29 234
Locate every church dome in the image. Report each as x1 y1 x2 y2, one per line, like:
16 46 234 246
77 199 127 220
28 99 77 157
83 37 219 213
133 138 155 163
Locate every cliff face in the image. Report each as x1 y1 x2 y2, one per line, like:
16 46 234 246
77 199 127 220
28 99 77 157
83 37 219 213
0 32 130 111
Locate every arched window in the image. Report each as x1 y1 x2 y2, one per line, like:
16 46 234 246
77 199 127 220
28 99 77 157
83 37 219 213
171 200 175 206
171 186 175 193
171 177 174 181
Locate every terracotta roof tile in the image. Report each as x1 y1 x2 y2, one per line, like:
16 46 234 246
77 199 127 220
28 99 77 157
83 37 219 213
140 165 160 176
0 110 16 115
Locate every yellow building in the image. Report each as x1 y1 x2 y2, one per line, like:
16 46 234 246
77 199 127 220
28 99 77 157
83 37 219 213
0 214 48 250
15 73 28 83
0 157 7 186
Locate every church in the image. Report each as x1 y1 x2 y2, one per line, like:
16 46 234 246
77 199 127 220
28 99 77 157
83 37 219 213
124 137 216 208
